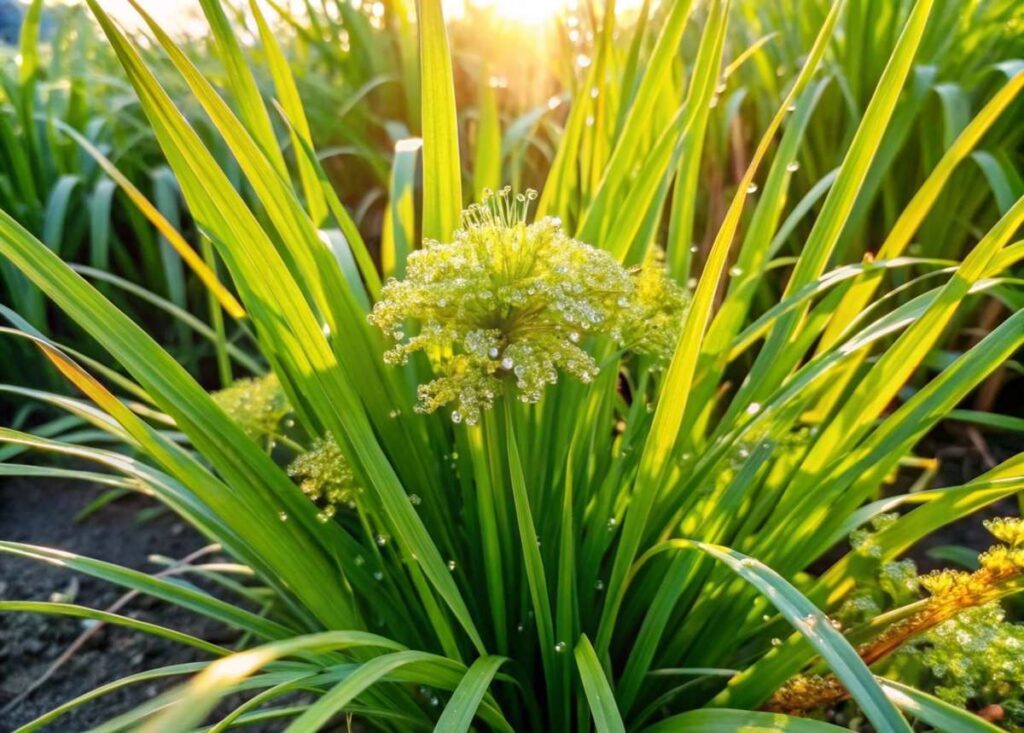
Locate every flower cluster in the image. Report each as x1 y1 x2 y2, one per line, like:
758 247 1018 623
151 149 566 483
770 515 1024 715
894 604 1024 710
212 373 290 441
369 188 687 424
287 434 358 523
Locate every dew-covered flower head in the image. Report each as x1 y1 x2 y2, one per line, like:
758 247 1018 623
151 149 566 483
370 188 686 424
288 434 357 523
212 373 290 441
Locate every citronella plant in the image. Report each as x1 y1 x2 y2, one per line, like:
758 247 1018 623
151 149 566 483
0 0 1023 732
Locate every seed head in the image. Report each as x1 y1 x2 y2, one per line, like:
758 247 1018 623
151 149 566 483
212 374 290 441
288 434 358 521
369 188 687 422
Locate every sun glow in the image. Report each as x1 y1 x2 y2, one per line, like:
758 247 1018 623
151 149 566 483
445 0 573 24
94 0 644 32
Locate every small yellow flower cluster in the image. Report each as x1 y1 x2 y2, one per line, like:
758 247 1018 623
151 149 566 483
769 515 1024 715
287 434 358 523
369 188 687 424
765 674 845 714
211 373 290 441
918 521 1024 606
984 517 1024 548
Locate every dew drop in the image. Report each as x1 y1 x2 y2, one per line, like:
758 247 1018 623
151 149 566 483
376 534 389 546
771 637 782 647
595 579 605 591
746 183 759 194
451 410 463 424
355 555 365 566
729 266 744 277
786 161 800 172
278 511 289 522
373 570 384 581
745 402 762 415
488 347 500 359
607 517 618 531
501 356 514 370
447 559 457 571
554 641 567 653
409 493 422 506
569 331 581 343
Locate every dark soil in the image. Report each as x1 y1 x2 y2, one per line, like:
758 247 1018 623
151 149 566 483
908 427 1023 572
0 478 227 731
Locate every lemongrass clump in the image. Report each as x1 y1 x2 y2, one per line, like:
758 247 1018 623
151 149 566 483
369 188 686 424
287 434 358 523
211 373 290 441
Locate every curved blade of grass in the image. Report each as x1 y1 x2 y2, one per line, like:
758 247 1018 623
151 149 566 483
11 662 209 733
643 709 849 733
195 0 288 178
70 265 259 372
0 542 294 640
638 541 912 733
878 678 1002 732
575 634 626 733
0 601 229 657
248 0 326 226
282 652 453 732
51 119 245 319
137 631 407 733
433 655 508 733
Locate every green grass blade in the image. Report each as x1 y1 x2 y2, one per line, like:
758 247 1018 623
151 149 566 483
575 635 626 733
643 709 849 733
642 542 912 733
434 655 508 732
879 678 1002 732
418 0 462 241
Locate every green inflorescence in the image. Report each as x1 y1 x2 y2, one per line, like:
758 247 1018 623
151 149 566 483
369 188 687 425
287 434 359 523
211 373 290 441
893 604 1024 716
